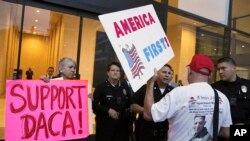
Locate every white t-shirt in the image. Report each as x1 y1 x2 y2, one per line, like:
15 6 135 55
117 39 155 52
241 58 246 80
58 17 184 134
151 82 232 141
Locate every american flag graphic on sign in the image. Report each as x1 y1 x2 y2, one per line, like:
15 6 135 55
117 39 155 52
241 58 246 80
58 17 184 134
122 43 145 79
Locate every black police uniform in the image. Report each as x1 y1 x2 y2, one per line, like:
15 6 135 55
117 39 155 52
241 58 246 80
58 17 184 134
121 80 136 141
92 80 130 141
211 76 250 124
132 83 174 141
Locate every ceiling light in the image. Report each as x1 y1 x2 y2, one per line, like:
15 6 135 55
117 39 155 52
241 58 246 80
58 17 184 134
34 26 37 29
36 10 40 13
241 45 245 48
35 19 38 22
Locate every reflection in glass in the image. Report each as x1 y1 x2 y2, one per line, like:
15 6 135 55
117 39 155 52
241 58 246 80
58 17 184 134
230 32 250 79
0 1 22 95
20 6 79 79
232 0 250 34
196 28 223 57
167 12 224 84
93 31 118 87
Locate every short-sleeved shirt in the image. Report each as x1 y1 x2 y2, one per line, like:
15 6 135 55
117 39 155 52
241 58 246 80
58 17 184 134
132 83 173 129
151 82 232 141
92 80 130 117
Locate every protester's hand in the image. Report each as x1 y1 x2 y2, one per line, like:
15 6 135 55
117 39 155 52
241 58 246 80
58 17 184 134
40 75 50 83
88 93 93 101
108 108 120 120
148 68 158 84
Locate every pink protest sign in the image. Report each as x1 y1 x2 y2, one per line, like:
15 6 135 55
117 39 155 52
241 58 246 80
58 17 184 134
5 80 89 141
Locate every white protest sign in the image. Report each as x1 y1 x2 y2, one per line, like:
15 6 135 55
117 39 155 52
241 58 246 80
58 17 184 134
99 4 174 92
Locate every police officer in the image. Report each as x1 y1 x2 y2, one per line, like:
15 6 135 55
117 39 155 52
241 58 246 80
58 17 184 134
130 64 174 141
121 75 136 141
92 62 130 141
211 57 250 125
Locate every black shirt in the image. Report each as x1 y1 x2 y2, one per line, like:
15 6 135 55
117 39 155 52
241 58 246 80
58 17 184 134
132 82 174 128
92 80 130 118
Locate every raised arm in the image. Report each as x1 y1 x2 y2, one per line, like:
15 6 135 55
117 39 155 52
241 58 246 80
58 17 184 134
143 69 157 121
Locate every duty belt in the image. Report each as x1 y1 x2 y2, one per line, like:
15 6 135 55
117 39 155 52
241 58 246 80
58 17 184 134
152 128 167 136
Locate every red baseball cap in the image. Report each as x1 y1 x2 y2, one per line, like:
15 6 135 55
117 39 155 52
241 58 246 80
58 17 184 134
188 54 214 76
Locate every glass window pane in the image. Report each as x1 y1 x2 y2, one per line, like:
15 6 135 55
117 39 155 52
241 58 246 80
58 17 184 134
233 33 250 55
20 6 79 79
196 26 224 57
0 1 22 139
79 17 118 88
167 12 224 84
0 1 22 95
230 32 250 79
93 31 118 87
232 0 250 34
168 0 230 25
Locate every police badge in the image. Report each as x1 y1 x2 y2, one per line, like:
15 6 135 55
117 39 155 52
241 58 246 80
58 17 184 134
123 88 127 95
241 85 247 93
241 85 247 99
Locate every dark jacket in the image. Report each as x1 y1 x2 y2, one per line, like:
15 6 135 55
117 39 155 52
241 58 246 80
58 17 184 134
92 80 130 118
211 76 250 124
132 83 174 129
